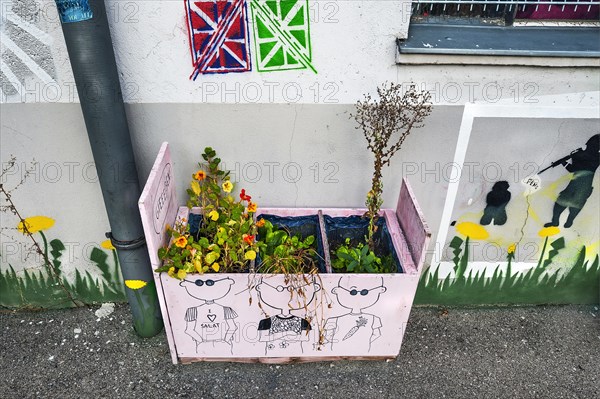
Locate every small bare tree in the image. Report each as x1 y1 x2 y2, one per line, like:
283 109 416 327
353 83 432 250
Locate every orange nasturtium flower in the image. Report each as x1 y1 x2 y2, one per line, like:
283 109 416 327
222 180 233 193
194 170 206 181
256 219 265 228
243 234 255 245
174 236 188 248
247 202 257 213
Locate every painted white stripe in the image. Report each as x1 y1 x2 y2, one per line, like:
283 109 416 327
433 103 475 265
0 33 54 84
282 2 304 26
222 43 245 65
0 59 22 90
5 12 53 46
190 3 218 30
261 41 282 67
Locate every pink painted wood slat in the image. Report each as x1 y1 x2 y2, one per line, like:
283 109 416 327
395 178 431 273
138 142 180 364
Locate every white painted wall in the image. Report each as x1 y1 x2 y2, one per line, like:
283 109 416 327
1 0 599 294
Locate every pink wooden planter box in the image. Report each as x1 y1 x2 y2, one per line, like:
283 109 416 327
139 143 430 364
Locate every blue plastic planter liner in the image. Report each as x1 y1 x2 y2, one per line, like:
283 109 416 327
257 214 327 273
323 215 403 273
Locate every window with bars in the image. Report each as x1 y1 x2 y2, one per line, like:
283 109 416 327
399 1 600 57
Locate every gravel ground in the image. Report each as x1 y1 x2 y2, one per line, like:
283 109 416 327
1 304 599 399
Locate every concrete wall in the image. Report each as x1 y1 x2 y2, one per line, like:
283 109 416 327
1 0 599 307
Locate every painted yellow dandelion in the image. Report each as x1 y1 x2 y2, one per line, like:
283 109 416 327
125 280 148 290
101 239 116 251
538 226 560 237
507 243 516 254
17 216 55 234
456 222 489 240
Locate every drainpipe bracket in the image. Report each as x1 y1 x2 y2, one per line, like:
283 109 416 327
106 232 146 250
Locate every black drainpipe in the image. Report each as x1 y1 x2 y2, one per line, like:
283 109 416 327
54 0 162 337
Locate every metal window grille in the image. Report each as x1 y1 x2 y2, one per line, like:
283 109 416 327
411 0 600 25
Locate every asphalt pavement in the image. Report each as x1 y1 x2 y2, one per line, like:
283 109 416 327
1 304 598 398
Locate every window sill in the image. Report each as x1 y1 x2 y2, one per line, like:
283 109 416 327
397 23 600 67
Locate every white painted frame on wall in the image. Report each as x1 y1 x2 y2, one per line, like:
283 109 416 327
433 103 600 273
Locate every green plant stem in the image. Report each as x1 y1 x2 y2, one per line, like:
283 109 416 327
39 231 48 263
537 237 549 269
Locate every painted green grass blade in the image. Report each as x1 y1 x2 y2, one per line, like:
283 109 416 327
415 245 599 305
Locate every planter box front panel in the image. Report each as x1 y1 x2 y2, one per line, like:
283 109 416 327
160 273 418 360
139 143 431 363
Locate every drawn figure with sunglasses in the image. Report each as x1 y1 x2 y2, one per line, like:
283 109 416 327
180 277 238 354
256 276 321 355
324 277 387 352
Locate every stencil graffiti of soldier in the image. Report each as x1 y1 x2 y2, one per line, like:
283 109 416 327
544 134 600 228
480 181 511 226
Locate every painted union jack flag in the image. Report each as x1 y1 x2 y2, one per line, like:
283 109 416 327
185 0 251 79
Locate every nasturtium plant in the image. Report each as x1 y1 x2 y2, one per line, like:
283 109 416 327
256 218 319 275
157 147 259 278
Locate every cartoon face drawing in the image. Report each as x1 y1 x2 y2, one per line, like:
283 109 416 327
180 277 238 354
255 276 320 355
331 277 387 313
324 277 387 351
179 277 234 302
256 277 321 313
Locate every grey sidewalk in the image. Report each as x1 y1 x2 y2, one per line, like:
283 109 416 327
1 304 598 398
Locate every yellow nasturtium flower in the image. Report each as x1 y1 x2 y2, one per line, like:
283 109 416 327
17 216 55 234
456 222 489 240
212 263 220 272
208 210 219 221
168 267 176 278
244 250 257 260
190 180 201 196
101 239 116 251
222 180 233 193
193 259 203 273
125 280 148 290
247 202 257 213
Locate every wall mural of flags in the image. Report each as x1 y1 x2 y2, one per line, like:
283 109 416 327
185 0 252 79
185 0 315 78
